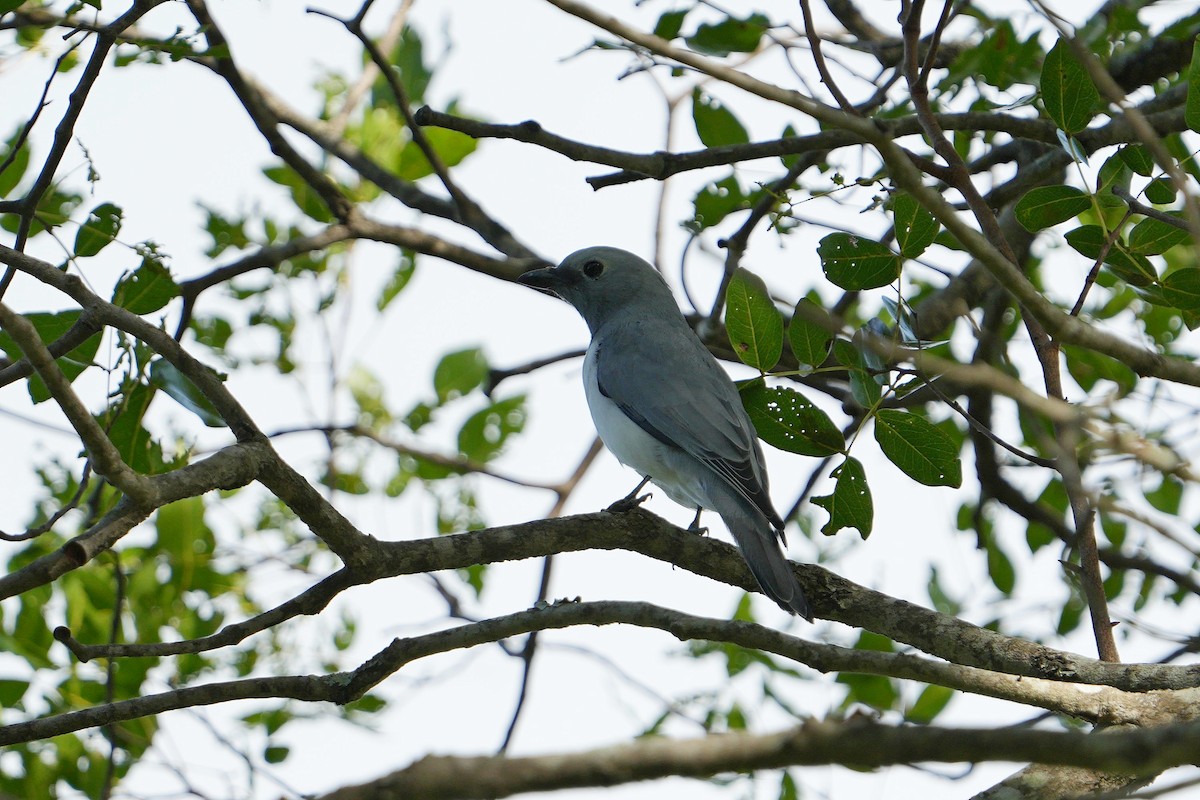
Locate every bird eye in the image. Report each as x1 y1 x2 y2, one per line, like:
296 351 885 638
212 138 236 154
582 259 605 279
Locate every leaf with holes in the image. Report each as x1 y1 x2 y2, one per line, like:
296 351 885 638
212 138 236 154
817 233 899 290
74 202 123 257
874 409 962 487
740 381 843 457
113 256 178 314
725 268 782 372
692 89 749 148
891 193 938 258
812 457 873 538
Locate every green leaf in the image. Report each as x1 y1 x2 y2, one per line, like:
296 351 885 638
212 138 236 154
787 298 832 369
377 251 416 311
149 360 225 427
873 409 962 488
684 13 768 57
817 233 899 290
0 678 28 707
653 8 689 40
725 268 782 372
1064 225 1157 287
1145 177 1176 204
1157 269 1200 311
905 684 955 724
836 632 896 711
433 347 488 404
1040 39 1100 134
1187 38 1200 133
812 456 873 538
263 164 334 224
101 382 167 475
1062 345 1137 396
1127 217 1189 256
264 746 290 764
384 27 431 106
832 338 881 408
739 381 844 457
891 193 939 258
691 89 750 148
112 256 178 314
927 566 962 616
458 395 526 462
73 202 123 257
1014 185 1090 231
987 538 1016 595
1118 144 1154 177
0 310 101 404
0 127 30 198
397 126 477 181
692 173 762 228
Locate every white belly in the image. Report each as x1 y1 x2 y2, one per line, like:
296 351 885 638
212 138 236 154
582 343 708 510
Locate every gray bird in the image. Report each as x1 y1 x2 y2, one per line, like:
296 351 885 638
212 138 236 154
518 246 812 619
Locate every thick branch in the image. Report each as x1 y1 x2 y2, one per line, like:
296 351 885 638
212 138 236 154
316 717 1200 800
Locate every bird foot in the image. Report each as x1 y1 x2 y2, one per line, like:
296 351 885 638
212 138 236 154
687 521 709 536
607 476 653 513
607 491 651 513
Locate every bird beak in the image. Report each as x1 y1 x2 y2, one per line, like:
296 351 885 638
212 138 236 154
517 266 567 297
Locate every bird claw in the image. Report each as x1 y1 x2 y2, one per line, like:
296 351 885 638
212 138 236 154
687 521 709 536
607 492 651 513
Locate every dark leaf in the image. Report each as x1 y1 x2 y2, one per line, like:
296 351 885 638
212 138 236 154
1040 39 1100 134
817 232 899 290
149 360 225 427
812 456 872 538
685 13 768 56
0 310 101 404
1118 144 1154 177
891 193 939 258
692 89 749 148
1014 185 1090 231
1064 225 1157 287
112 256 179 314
873 409 962 488
653 8 689 40
1144 177 1176 204
739 381 843 456
73 202 123 257
1127 216 1189 256
1187 37 1200 133
1157 269 1200 311
787 298 832 369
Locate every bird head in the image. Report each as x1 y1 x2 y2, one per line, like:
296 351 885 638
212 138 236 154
517 246 676 333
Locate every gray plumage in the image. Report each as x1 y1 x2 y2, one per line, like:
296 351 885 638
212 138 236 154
518 246 812 619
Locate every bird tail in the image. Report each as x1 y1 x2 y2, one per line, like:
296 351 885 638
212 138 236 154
719 500 812 621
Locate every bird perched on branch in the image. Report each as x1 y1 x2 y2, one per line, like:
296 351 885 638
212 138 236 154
518 246 812 620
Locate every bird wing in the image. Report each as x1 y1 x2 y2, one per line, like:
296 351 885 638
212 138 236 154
594 318 783 530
